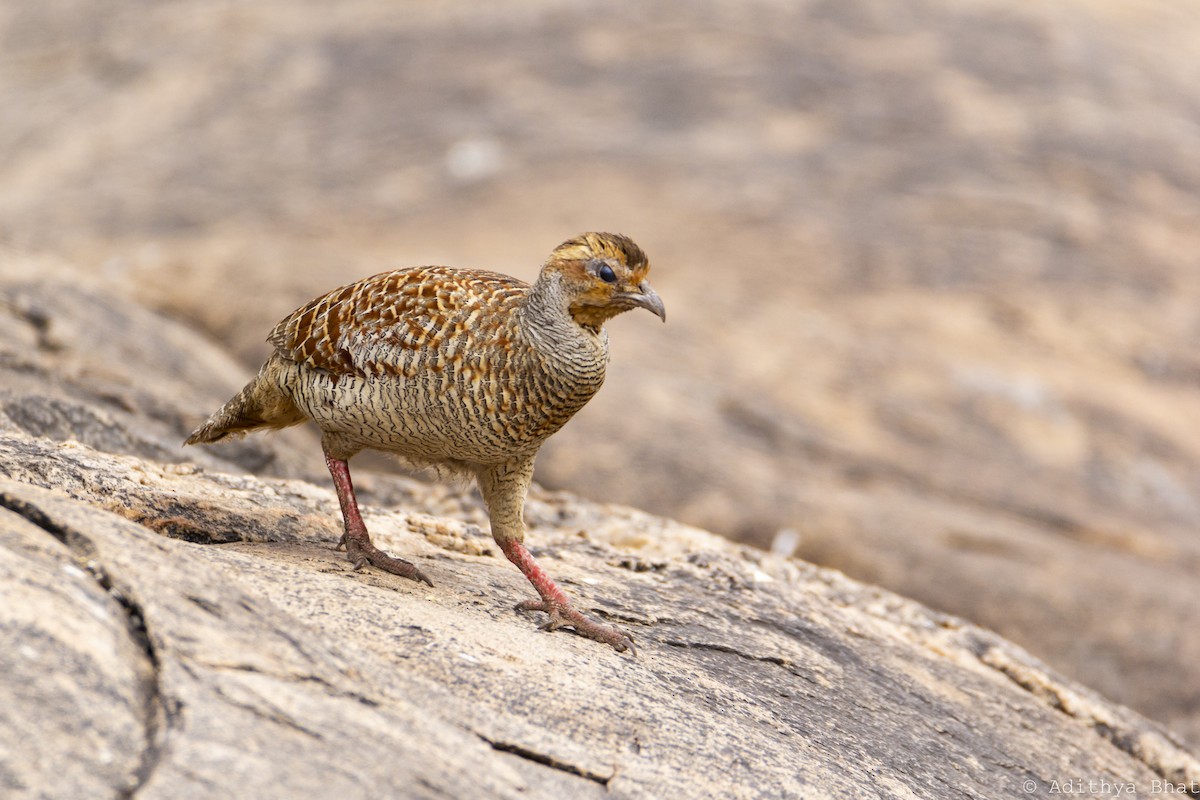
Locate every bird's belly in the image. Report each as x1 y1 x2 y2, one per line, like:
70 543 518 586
279 364 599 464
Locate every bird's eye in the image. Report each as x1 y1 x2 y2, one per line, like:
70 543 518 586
597 264 617 283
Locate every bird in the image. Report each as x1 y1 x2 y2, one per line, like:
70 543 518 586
185 232 664 652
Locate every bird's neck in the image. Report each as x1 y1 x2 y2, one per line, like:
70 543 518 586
521 273 608 364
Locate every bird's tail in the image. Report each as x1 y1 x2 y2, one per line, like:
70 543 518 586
184 356 305 445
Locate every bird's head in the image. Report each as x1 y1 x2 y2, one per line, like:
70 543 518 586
539 232 666 332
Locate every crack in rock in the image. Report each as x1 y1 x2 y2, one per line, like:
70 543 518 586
662 638 791 668
192 659 383 708
0 492 171 799
475 733 612 787
209 684 325 741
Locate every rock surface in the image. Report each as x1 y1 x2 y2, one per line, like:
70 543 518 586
2 275 1200 797
4 434 1200 799
2 0 1199 745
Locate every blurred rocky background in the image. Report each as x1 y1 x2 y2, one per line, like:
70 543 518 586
2 0 1199 747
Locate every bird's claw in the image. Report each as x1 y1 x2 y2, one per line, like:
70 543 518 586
341 535 433 586
516 598 636 654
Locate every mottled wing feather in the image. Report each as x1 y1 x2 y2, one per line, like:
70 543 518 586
268 266 528 377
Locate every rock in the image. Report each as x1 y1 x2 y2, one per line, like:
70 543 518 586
2 436 1199 799
0 496 152 798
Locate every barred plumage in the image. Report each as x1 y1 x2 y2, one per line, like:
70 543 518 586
185 232 664 652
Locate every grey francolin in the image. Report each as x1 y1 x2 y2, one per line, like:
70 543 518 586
185 232 664 652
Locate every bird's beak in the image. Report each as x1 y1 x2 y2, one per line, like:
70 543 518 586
623 282 666 322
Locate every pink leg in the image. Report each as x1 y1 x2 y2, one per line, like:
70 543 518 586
499 539 634 654
325 453 432 586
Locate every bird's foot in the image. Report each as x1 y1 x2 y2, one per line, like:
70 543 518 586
341 533 433 586
516 597 636 654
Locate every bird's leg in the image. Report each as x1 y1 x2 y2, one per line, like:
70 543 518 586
323 449 432 586
479 461 634 654
499 539 635 654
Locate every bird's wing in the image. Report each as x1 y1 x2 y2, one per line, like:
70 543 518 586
267 266 528 377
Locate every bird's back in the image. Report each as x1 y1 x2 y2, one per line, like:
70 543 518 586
269 266 527 376
265 265 608 465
